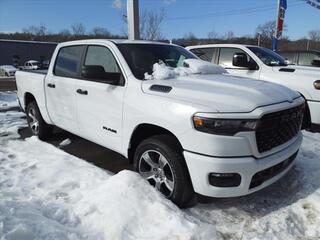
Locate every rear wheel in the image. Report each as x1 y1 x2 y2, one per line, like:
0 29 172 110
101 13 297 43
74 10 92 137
26 101 52 140
134 135 196 208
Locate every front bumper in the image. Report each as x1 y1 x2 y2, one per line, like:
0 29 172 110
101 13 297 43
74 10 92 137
184 132 302 198
307 100 320 125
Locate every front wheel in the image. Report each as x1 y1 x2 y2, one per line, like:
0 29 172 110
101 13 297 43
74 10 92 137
26 101 52 140
134 135 196 208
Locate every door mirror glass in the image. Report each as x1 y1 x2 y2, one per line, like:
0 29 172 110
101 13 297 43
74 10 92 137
233 52 249 67
81 65 121 84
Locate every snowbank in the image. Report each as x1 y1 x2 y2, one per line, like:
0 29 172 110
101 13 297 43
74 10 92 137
145 59 227 80
1 91 320 240
0 91 19 110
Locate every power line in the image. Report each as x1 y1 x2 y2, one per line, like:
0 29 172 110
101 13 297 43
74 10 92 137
165 2 304 21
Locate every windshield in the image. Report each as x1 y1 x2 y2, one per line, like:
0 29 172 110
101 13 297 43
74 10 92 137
117 43 197 80
248 46 287 67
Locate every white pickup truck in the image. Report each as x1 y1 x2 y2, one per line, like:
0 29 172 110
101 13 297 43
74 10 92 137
187 44 320 129
16 39 304 207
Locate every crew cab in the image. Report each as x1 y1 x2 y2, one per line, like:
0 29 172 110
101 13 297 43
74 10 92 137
187 44 320 129
16 40 304 207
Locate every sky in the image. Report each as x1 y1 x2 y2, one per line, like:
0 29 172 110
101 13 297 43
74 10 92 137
0 0 319 40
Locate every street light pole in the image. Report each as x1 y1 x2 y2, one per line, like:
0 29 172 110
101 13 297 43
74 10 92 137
127 0 140 40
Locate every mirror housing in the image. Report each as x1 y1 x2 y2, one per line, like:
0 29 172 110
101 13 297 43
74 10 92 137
81 65 121 85
311 60 320 67
232 53 258 70
233 52 249 68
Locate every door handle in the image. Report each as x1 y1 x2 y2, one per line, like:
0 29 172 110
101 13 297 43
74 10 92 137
47 83 55 88
76 89 88 95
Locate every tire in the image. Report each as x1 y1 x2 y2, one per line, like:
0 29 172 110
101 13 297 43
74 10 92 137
26 101 52 140
134 135 196 208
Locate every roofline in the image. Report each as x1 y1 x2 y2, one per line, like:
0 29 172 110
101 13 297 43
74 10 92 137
0 39 57 44
186 43 260 49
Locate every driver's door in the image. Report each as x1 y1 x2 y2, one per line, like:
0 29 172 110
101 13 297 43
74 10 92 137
76 45 126 153
218 47 261 80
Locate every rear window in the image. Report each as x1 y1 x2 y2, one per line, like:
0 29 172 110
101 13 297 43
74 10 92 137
189 48 214 62
54 46 85 78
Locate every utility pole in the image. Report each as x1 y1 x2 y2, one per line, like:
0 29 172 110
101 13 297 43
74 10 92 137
257 33 261 46
127 0 140 40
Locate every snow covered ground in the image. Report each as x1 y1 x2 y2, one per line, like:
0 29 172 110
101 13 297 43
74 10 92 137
0 91 320 240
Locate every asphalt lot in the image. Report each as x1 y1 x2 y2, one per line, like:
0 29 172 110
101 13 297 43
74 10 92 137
18 125 132 173
0 77 16 91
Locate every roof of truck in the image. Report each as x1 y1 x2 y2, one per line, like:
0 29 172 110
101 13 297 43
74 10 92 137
59 39 170 46
186 44 259 49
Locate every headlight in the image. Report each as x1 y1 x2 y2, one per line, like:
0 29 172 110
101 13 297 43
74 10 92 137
193 116 258 136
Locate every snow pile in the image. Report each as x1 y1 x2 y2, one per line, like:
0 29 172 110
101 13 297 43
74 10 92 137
0 98 218 239
1 92 320 240
0 91 19 110
145 59 227 80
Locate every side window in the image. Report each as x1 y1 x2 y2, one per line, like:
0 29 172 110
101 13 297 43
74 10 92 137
218 48 248 68
84 46 120 73
298 53 315 66
54 46 85 78
190 48 215 62
280 52 295 63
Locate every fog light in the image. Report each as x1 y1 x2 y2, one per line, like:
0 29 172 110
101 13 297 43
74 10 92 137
314 80 320 90
209 173 241 187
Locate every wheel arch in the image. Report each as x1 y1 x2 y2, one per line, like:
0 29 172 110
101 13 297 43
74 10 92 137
127 123 184 163
298 92 312 129
24 92 37 110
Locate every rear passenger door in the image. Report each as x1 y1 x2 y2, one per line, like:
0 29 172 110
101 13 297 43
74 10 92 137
76 45 126 153
46 45 85 133
217 47 261 79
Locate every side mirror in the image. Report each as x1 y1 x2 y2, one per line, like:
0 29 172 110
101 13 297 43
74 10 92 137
81 65 121 85
233 52 250 68
311 60 320 67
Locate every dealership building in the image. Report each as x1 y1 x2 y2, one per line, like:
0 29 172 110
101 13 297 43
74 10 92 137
0 39 57 66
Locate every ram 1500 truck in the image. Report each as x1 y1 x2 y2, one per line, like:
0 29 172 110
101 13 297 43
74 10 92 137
16 40 305 207
187 44 320 130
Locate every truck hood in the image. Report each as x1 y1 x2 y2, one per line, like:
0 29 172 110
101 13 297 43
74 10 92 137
142 74 300 113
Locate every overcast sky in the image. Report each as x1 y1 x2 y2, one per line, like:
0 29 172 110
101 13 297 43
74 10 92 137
0 0 319 39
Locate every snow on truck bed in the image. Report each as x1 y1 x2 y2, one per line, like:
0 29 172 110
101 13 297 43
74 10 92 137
0 92 320 240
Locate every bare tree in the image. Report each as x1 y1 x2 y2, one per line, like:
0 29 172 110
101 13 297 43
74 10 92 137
71 23 86 36
225 31 236 40
122 8 166 40
22 24 47 36
256 21 276 40
92 27 111 37
141 8 165 40
207 29 218 40
309 30 320 42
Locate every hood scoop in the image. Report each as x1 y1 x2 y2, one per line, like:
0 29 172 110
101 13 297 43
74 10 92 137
149 84 172 93
279 68 295 72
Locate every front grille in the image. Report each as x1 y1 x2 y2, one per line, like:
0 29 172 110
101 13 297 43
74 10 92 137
249 151 298 189
256 104 304 153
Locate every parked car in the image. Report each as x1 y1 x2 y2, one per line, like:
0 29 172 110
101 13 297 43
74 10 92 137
278 50 320 67
41 60 50 69
0 65 18 77
16 40 304 207
21 60 41 70
187 44 320 130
